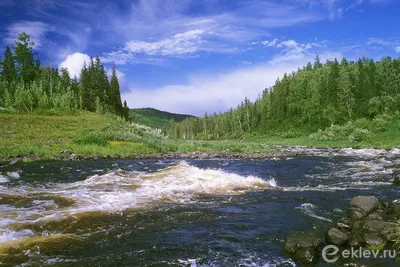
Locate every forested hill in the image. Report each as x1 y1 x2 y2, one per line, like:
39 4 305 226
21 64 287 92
168 56 400 142
129 108 195 130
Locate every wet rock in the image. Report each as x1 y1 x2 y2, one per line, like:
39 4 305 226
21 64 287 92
349 196 380 215
348 207 367 221
336 222 351 230
326 228 349 245
366 212 383 220
363 233 386 247
8 158 22 165
284 232 323 263
349 235 363 247
362 220 393 235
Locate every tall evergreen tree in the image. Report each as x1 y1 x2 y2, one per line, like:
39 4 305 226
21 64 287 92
110 64 123 115
14 32 36 83
2 46 16 83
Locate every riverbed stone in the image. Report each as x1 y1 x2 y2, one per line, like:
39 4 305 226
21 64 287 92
284 232 323 263
348 207 367 221
349 196 380 215
8 157 22 165
362 220 393 233
363 233 386 247
366 212 384 220
326 228 349 245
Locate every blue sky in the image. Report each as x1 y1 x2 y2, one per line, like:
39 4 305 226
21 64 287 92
0 0 399 115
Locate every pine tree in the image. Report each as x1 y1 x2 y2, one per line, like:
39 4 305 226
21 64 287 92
110 64 123 115
123 100 129 119
2 46 16 83
14 32 36 83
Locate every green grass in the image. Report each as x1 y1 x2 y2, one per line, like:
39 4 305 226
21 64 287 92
0 111 158 160
1 112 399 162
0 112 274 161
245 121 400 149
129 108 195 130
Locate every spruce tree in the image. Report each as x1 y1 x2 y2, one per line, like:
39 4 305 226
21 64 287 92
3 46 16 83
110 64 123 115
14 32 36 83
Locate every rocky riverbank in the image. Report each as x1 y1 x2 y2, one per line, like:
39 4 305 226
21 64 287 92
1 150 310 166
284 196 400 265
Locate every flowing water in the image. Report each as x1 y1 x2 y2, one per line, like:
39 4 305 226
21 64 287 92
1 148 400 266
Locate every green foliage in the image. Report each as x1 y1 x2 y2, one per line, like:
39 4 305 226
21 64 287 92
309 122 372 143
279 130 298 138
169 56 400 143
75 134 109 147
0 32 125 117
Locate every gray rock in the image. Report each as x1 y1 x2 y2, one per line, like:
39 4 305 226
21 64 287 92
349 196 380 215
363 220 393 232
363 233 386 247
284 232 323 263
337 222 351 230
366 212 383 220
8 158 22 165
349 235 363 247
348 207 367 221
326 228 349 245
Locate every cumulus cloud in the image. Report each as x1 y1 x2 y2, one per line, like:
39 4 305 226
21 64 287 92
122 51 342 116
396 46 400 53
58 52 91 78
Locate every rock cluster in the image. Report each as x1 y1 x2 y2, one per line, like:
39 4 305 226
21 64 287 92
284 196 400 264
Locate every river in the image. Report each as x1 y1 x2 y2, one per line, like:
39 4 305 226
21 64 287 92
1 148 400 266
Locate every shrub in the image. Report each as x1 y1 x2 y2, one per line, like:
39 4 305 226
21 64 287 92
280 130 298 138
348 128 371 142
371 113 392 132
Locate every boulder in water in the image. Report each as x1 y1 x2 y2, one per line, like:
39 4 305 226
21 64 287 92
326 228 349 246
284 232 323 263
349 196 380 216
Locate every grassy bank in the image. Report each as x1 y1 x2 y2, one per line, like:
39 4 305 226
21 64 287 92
1 112 399 163
0 112 274 162
245 120 400 150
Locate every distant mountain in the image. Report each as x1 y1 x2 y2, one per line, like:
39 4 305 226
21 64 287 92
129 108 196 130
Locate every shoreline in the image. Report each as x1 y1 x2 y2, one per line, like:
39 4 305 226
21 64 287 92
1 150 301 165
2 146 400 166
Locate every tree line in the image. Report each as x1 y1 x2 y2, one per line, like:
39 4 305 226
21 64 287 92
168 56 400 140
0 32 129 117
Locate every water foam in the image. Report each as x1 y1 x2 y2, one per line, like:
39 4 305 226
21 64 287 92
295 203 332 222
0 161 275 243
0 175 8 183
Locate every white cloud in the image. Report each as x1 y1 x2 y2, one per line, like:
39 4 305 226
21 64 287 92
58 52 91 78
367 37 393 46
124 29 206 56
122 51 342 116
396 46 400 53
5 21 51 48
260 38 330 64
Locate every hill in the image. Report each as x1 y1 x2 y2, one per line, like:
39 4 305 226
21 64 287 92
129 108 195 130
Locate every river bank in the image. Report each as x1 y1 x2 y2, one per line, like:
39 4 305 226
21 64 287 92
1 112 400 165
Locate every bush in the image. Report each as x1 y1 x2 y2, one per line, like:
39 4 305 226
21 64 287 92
354 118 371 130
309 122 371 142
279 130 298 138
348 128 371 142
309 122 355 141
371 113 392 132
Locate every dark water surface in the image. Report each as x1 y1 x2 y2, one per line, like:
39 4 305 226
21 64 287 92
1 148 400 266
